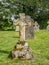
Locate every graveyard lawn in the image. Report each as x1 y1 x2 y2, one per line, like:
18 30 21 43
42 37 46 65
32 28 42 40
0 30 49 65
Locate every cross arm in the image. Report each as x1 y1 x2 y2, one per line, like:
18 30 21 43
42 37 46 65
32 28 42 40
13 18 19 26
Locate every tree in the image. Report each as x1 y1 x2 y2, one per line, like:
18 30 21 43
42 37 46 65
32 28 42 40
0 0 49 30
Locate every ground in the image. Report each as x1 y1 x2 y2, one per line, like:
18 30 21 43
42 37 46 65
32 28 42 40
0 30 49 65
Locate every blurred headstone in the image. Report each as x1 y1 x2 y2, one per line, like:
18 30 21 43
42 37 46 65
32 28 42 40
46 21 49 31
25 15 34 39
33 21 40 32
15 26 19 31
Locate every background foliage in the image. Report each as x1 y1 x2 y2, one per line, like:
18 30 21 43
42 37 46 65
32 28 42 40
0 0 49 30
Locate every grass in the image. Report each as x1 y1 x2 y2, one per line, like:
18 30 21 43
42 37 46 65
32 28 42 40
0 30 49 65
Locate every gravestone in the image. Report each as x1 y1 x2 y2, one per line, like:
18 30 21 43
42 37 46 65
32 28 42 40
33 21 40 32
25 15 34 39
46 21 49 31
10 13 33 60
15 26 19 31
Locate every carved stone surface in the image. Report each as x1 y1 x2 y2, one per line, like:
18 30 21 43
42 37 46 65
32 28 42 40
11 41 33 60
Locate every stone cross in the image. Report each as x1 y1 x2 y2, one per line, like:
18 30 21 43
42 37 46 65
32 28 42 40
13 13 31 42
11 13 33 60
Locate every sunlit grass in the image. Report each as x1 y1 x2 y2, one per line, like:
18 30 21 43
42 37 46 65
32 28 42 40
0 30 49 65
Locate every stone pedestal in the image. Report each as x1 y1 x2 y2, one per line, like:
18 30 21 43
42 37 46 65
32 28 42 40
11 41 33 60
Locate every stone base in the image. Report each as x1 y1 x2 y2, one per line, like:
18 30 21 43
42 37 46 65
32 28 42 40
9 41 34 60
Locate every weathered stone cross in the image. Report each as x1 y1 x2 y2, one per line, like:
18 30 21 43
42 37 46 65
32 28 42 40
13 13 31 42
11 13 33 60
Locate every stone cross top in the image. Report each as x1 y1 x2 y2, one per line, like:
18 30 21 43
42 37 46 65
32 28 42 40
13 13 31 42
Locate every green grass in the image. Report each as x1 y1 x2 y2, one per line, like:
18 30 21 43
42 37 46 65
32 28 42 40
0 30 49 65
